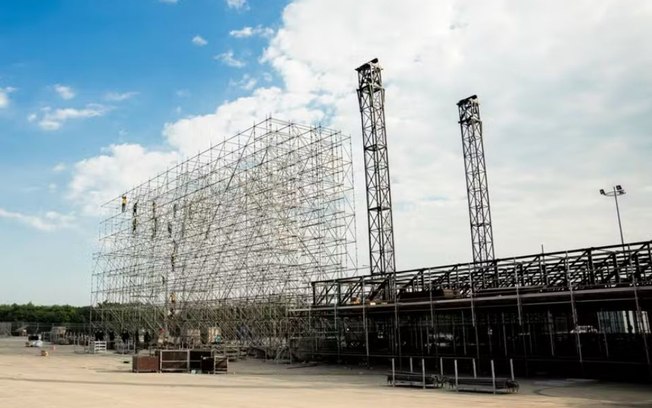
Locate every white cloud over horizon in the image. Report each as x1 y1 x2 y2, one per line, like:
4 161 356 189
66 0 652 269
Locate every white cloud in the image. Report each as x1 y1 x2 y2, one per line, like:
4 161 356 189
0 208 75 231
65 88 322 214
52 163 66 172
0 86 16 108
53 84 75 100
229 74 257 90
248 0 652 268
104 91 138 101
192 35 208 46
159 0 178 3
0 92 9 108
229 25 274 39
226 0 247 10
32 104 109 131
162 86 321 157
68 144 179 215
68 0 652 271
176 89 191 98
214 51 246 68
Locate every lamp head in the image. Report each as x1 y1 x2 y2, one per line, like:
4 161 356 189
599 189 606 195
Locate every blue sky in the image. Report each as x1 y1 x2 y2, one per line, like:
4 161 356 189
0 0 283 160
1 0 651 306
0 0 287 304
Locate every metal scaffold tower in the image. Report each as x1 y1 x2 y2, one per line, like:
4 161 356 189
356 58 396 276
91 117 357 349
457 95 495 265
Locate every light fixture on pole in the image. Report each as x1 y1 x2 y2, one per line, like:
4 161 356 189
599 185 626 245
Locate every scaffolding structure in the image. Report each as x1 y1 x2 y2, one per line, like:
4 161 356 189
457 95 495 265
91 118 357 349
356 58 396 276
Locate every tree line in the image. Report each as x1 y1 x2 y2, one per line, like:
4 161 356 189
0 303 91 324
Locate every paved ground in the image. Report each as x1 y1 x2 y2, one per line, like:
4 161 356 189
0 337 650 407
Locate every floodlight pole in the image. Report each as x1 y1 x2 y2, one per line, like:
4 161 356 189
613 188 624 246
600 186 625 246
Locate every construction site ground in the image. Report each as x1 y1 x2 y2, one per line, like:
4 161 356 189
0 337 650 408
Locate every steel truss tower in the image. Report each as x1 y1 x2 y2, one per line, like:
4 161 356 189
91 117 357 350
356 58 396 276
457 95 495 264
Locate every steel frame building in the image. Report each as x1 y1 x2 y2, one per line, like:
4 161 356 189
91 117 358 351
295 241 652 380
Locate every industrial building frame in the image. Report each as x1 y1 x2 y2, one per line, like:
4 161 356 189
296 241 652 380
